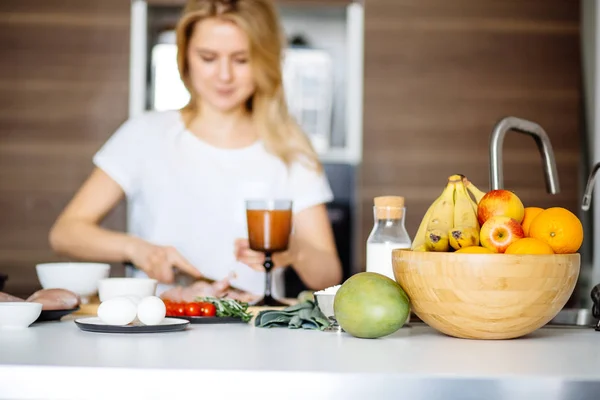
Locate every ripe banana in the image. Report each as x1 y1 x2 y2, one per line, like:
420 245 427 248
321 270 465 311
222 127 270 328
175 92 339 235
424 176 458 252
425 229 450 252
449 179 480 250
462 177 486 204
460 176 481 215
411 202 436 252
468 197 478 215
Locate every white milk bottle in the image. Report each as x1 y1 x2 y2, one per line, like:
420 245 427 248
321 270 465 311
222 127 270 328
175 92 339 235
366 196 412 280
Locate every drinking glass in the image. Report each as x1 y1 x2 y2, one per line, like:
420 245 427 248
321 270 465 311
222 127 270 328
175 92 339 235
245 199 293 306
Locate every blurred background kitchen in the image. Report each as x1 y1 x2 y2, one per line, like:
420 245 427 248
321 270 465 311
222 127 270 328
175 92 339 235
1 0 597 309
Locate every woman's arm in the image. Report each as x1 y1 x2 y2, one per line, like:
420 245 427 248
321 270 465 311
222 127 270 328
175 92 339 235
49 168 135 262
49 168 201 283
274 204 343 290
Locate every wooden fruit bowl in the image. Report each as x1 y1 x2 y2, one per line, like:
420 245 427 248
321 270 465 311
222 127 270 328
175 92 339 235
392 249 580 340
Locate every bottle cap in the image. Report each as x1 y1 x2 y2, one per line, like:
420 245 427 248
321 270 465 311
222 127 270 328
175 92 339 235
373 196 405 219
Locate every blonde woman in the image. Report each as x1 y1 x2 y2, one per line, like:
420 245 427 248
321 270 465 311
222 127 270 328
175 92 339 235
49 0 342 300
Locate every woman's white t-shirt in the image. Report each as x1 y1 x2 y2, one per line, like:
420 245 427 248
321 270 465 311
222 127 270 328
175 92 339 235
93 110 334 297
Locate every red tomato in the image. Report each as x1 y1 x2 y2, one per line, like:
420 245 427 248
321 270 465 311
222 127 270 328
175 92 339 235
185 302 202 317
165 302 177 317
172 302 186 317
199 302 216 317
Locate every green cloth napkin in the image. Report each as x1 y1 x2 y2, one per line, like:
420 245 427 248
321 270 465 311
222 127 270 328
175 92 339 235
254 301 331 331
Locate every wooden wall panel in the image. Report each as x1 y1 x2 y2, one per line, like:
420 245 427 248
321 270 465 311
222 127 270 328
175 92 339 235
359 0 582 270
0 1 130 297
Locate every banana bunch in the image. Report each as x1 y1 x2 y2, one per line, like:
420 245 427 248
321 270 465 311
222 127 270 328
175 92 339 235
411 175 487 252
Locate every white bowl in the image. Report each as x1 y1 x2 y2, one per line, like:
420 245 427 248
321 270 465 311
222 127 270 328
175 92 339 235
36 263 111 303
314 293 335 317
98 278 158 302
313 292 342 332
0 302 43 329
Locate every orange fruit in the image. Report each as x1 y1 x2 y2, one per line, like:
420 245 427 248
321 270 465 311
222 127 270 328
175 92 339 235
455 246 494 254
505 238 554 255
521 207 544 237
528 207 584 254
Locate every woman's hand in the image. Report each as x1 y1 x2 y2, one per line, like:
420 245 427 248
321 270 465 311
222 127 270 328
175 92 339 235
234 238 296 271
234 239 266 271
126 238 202 283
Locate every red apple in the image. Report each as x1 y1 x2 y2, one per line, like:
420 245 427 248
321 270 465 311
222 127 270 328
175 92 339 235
477 189 525 226
479 216 525 253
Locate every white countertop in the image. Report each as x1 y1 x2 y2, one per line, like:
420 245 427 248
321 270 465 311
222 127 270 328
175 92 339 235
0 319 599 400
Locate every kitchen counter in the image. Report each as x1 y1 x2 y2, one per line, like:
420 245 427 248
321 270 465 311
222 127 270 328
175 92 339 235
0 319 599 400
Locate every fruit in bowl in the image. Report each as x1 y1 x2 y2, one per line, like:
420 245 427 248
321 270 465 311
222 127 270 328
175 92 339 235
392 249 580 340
411 174 584 256
477 189 525 225
505 238 554 255
455 246 493 254
521 207 544 237
412 175 482 253
528 207 584 254
479 215 524 253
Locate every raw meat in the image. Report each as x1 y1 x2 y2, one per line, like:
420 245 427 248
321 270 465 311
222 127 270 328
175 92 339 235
27 289 81 310
160 272 260 304
0 292 25 302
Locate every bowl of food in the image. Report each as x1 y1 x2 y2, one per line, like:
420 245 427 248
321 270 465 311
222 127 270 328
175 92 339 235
392 249 580 340
98 278 158 303
36 263 110 304
314 285 341 332
0 302 43 329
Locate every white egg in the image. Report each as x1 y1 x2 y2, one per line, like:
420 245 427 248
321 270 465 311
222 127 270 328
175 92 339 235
136 296 166 326
97 297 138 326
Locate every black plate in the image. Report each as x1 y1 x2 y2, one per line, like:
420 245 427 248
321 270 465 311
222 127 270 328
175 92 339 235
74 317 189 334
172 315 247 324
35 307 80 322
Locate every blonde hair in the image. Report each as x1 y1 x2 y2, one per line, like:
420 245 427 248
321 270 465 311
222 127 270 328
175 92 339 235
176 0 322 171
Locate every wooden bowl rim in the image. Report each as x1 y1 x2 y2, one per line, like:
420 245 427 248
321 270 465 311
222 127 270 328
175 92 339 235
392 248 580 261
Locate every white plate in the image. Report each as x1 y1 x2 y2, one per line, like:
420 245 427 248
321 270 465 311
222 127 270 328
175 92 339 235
74 317 189 334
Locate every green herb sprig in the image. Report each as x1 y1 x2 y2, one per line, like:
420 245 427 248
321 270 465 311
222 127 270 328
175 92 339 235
196 297 254 322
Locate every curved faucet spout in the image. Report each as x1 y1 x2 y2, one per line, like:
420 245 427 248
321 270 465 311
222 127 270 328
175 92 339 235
489 116 561 194
582 162 600 211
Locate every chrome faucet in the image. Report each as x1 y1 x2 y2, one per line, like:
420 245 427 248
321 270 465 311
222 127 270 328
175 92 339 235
582 162 600 211
489 116 561 194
